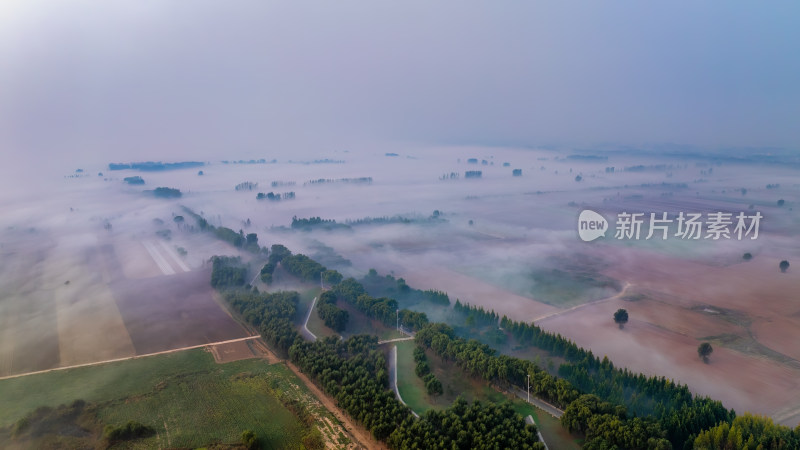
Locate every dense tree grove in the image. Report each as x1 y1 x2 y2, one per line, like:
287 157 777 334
454 300 500 327
181 207 209 231
412 345 443 396
361 270 451 307
415 323 580 408
210 256 247 288
498 312 733 447
304 177 372 186
213 226 244 247
153 187 182 198
694 413 800 449
109 161 203 171
331 278 430 331
268 244 291 264
123 176 144 185
220 289 300 357
415 322 683 448
282 253 332 283
259 262 275 284
235 181 258 191
289 335 408 440
290 216 348 231
317 291 349 332
257 191 295 201
388 398 543 449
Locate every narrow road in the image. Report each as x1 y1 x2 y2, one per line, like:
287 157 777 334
0 335 261 381
301 296 318 341
377 336 414 345
511 386 564 418
525 415 549 450
249 270 261 287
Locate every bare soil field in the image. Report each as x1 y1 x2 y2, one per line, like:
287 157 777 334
51 242 136 367
0 238 61 377
110 267 248 354
209 339 257 363
533 243 800 426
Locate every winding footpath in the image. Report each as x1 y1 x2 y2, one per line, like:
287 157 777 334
301 296 318 341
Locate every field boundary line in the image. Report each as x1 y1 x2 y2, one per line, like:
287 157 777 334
0 335 260 381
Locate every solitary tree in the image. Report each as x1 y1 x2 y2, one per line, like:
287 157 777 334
742 252 752 261
780 260 790 273
698 342 713 363
613 308 629 329
777 199 785 206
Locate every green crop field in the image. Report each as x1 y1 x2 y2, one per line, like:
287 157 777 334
0 349 334 449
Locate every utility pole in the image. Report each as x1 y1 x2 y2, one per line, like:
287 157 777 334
320 271 324 290
396 308 399 332
527 374 530 404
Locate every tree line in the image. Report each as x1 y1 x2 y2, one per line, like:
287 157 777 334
179 207 262 253
210 256 247 289
153 187 182 198
454 299 499 327
317 291 348 332
498 313 732 446
360 270 450 307
257 191 295 201
330 278 429 332
413 346 443 396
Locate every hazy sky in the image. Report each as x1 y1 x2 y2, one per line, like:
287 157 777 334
2 1 799 165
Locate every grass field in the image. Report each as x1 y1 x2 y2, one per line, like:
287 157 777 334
0 348 341 449
511 402 582 450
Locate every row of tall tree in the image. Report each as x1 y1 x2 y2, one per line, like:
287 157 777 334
413 346 443 396
361 269 451 307
210 256 247 288
330 278 430 331
317 291 348 332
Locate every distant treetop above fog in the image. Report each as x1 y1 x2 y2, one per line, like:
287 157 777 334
109 162 204 171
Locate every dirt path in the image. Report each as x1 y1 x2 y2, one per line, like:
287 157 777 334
532 282 632 323
284 358 387 450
